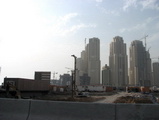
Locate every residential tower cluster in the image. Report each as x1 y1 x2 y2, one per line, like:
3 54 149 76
75 36 159 89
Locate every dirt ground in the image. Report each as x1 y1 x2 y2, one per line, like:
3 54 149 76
95 92 129 103
35 94 105 102
35 92 131 103
34 92 159 103
95 92 158 103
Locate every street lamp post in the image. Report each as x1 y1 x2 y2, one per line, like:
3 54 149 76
71 55 77 98
71 70 74 98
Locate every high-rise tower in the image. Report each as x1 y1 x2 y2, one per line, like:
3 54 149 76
102 64 111 86
129 40 151 86
76 37 101 85
109 36 128 88
87 38 101 85
152 62 159 86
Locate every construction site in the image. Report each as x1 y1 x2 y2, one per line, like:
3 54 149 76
0 78 159 104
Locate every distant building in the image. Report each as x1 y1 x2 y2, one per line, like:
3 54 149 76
79 73 90 85
77 85 107 92
34 71 51 81
152 62 159 86
76 57 87 85
50 79 60 86
129 40 151 86
59 74 72 86
109 36 128 88
87 38 101 85
102 64 111 86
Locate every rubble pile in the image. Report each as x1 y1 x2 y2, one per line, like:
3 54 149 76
113 93 155 104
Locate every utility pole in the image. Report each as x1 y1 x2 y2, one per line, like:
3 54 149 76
71 55 77 98
71 70 74 98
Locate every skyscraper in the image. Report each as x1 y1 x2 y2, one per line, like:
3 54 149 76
109 36 128 88
87 38 101 85
76 37 101 85
129 40 151 86
76 50 88 85
152 62 159 86
102 64 111 86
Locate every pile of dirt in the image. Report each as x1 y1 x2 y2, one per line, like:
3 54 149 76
113 96 153 104
66 96 105 102
35 94 105 102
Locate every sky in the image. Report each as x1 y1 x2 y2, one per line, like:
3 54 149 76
0 0 159 84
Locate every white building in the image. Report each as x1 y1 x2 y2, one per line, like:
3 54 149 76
109 36 128 88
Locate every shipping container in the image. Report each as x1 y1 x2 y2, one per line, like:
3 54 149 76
140 86 150 93
4 78 50 91
127 86 141 92
106 87 113 92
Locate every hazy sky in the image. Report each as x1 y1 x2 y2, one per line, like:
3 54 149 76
0 0 159 84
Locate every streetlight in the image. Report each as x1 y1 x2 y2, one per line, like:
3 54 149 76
71 55 77 98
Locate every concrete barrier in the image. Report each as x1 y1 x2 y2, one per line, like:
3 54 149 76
0 98 30 120
28 100 115 120
0 98 159 120
116 103 159 120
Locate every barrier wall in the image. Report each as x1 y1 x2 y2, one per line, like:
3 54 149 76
0 98 30 120
0 98 159 120
28 101 115 120
116 104 159 120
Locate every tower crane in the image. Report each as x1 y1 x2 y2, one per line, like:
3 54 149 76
139 35 148 50
65 67 73 70
151 57 159 62
52 72 58 79
65 67 74 75
65 67 75 98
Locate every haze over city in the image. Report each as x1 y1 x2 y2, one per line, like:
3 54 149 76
0 0 159 84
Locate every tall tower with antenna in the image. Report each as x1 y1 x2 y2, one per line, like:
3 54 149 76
129 35 151 87
85 38 86 48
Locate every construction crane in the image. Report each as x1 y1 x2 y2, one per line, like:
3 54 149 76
151 57 159 62
52 72 58 79
85 38 86 48
65 67 73 70
139 35 148 50
147 47 151 52
65 67 74 75
65 67 75 98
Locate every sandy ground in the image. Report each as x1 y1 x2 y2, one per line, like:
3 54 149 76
95 92 141 103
